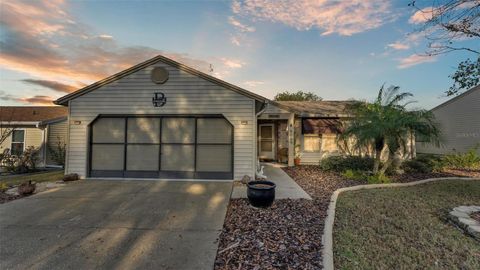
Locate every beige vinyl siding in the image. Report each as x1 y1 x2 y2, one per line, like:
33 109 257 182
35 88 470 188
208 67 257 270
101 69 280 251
417 87 480 155
0 126 43 151
0 128 12 153
46 120 68 165
66 62 255 180
1 127 45 166
25 128 43 149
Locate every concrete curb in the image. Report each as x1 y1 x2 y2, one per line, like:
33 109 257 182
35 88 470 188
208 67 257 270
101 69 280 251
321 177 480 270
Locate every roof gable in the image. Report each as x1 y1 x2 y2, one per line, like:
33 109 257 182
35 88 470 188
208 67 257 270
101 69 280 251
55 55 268 105
431 84 480 112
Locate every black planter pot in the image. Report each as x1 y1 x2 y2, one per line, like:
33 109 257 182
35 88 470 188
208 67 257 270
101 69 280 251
247 180 276 208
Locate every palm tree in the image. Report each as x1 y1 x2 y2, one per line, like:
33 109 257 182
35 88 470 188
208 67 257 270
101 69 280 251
340 85 440 176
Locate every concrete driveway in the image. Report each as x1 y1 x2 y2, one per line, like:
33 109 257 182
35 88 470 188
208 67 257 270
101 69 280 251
0 180 232 270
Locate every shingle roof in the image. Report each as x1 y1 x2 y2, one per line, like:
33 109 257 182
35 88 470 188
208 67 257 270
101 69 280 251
0 106 68 122
274 100 355 116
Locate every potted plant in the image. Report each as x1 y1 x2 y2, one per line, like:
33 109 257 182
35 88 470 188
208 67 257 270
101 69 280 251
294 142 301 166
247 180 276 208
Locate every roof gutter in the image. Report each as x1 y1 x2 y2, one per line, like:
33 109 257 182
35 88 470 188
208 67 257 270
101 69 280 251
38 116 68 126
0 121 40 126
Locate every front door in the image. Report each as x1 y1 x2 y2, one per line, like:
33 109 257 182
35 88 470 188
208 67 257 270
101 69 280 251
259 123 275 160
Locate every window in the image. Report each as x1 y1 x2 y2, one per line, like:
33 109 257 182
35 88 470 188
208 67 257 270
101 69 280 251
11 130 25 156
303 134 320 152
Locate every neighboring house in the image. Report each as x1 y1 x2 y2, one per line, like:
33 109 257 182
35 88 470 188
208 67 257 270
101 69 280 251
54 55 412 180
416 85 480 155
0 106 68 167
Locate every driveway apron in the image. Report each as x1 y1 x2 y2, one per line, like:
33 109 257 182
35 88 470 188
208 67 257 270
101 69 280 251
0 180 232 270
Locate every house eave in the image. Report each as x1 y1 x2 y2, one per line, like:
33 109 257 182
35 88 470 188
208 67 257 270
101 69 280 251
0 121 40 126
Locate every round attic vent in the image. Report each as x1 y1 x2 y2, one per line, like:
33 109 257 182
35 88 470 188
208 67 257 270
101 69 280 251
151 67 169 84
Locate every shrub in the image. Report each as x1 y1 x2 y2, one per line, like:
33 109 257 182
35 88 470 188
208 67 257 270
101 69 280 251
2 152 20 173
18 146 40 171
0 182 8 192
367 174 391 184
2 147 40 173
48 138 66 167
341 169 367 181
442 148 480 170
401 154 445 173
402 159 433 173
319 155 374 172
63 173 80 182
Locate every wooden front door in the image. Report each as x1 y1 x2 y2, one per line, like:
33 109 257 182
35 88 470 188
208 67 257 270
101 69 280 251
259 123 275 160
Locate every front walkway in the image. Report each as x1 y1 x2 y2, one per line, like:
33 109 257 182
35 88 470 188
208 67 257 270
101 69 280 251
0 180 232 270
231 163 312 200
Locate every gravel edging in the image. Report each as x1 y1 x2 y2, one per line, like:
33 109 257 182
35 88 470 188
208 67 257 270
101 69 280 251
322 177 480 270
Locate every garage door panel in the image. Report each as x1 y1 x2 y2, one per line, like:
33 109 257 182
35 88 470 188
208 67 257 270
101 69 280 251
197 118 232 144
162 118 195 143
126 145 159 171
127 118 160 143
91 144 124 170
161 145 195 171
92 118 125 143
196 145 231 172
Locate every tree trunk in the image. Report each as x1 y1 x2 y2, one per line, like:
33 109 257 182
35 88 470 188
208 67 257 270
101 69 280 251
373 149 382 174
379 151 393 176
373 139 384 175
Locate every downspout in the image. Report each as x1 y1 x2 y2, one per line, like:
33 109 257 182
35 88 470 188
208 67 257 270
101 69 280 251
42 126 47 167
36 121 47 168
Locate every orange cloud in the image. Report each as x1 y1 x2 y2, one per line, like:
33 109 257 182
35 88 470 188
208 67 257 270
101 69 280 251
387 42 410 50
243 80 265 87
228 17 255 33
409 7 434 24
397 54 437 69
21 79 79 93
18 95 54 105
220 58 245 69
0 91 53 105
232 0 397 36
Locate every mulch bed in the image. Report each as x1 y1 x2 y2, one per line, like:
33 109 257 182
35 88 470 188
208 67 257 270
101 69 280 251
0 192 22 204
214 166 360 270
214 166 479 269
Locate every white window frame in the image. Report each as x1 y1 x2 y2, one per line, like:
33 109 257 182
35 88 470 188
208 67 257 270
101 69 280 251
303 134 321 153
11 129 25 156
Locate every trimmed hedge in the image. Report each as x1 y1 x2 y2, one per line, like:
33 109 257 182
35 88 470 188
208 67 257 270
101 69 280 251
319 155 374 172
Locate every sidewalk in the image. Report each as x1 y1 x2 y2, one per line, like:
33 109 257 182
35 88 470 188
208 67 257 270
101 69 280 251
231 163 312 200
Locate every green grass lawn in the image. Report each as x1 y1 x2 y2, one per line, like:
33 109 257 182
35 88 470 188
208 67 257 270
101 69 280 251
0 170 64 186
334 180 480 270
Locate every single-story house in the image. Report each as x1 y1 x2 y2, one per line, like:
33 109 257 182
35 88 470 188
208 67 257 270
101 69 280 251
0 106 68 167
54 55 410 180
416 85 480 155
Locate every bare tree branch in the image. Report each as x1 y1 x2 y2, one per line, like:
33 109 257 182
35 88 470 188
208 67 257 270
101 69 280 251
410 0 480 56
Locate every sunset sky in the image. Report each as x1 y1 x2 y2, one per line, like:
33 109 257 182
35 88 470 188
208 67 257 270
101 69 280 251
0 0 478 109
